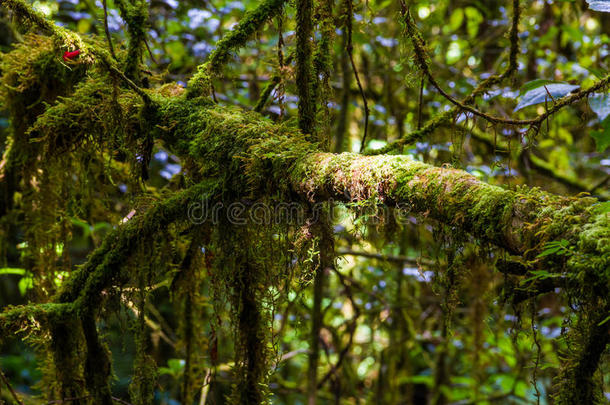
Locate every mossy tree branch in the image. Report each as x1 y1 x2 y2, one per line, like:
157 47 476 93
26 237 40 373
295 0 315 136
113 0 149 83
186 0 286 99
0 4 608 402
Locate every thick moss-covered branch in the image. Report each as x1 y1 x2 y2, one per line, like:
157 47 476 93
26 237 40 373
114 0 148 82
290 153 606 258
0 302 74 340
151 98 608 283
57 181 218 309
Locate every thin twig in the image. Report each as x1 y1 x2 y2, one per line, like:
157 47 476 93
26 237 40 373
417 74 424 130
144 37 159 64
47 396 90 404
403 7 610 128
317 266 361 388
105 62 152 104
102 0 116 59
112 396 134 405
0 368 25 405
345 0 369 152
366 0 522 155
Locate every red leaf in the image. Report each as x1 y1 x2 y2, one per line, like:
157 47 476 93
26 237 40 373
63 49 81 62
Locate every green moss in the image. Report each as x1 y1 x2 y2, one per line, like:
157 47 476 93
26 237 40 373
0 0 89 54
1 26 608 402
0 303 75 340
114 0 148 83
186 0 286 98
365 109 454 155
295 0 315 136
553 307 609 405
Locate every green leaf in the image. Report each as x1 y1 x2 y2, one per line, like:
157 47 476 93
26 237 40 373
590 119 610 152
586 67 608 79
0 267 26 276
586 0 610 12
448 9 464 32
167 358 185 372
519 79 560 95
536 247 561 258
515 83 580 111
536 240 570 258
18 276 33 296
464 7 483 38
598 314 610 326
71 217 92 238
561 24 584 43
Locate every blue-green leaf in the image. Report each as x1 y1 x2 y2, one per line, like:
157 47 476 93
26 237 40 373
515 83 579 111
589 93 610 121
586 0 610 12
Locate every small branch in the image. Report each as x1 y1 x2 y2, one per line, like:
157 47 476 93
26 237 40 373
105 62 152 104
466 124 609 199
186 0 286 98
144 37 159 65
402 7 610 128
417 74 424 130
317 266 361 389
47 396 91 404
0 368 25 405
101 0 116 59
113 0 148 82
338 249 433 267
111 396 134 405
254 54 294 113
505 0 521 79
344 0 369 152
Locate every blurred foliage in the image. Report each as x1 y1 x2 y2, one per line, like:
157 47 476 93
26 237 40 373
0 0 609 404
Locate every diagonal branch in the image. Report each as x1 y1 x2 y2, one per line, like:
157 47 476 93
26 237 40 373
186 0 286 99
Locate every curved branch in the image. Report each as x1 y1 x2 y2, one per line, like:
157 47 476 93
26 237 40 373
403 6 610 128
186 0 286 98
57 182 217 309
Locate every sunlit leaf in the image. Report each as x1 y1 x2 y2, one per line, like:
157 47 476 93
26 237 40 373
590 118 610 152
0 268 26 276
18 276 34 296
